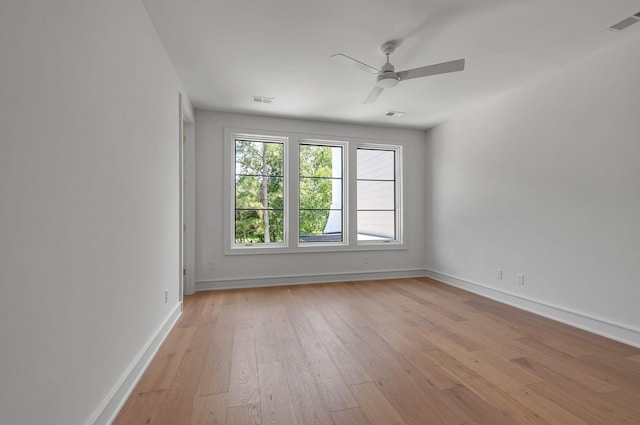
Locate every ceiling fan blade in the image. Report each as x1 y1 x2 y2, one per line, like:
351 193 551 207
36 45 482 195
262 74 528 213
398 59 465 81
331 53 381 74
364 86 383 104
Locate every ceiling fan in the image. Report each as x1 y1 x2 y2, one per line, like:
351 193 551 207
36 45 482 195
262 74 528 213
331 41 465 104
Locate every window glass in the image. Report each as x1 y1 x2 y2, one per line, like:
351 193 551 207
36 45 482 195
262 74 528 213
234 139 285 244
357 148 396 241
299 144 343 243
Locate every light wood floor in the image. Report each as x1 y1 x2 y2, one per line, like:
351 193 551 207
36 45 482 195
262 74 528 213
113 278 640 425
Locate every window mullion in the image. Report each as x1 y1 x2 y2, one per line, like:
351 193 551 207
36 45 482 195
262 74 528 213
289 140 300 248
347 142 358 245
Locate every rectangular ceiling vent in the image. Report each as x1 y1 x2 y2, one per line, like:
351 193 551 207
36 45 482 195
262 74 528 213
608 13 640 31
385 110 405 118
252 96 274 104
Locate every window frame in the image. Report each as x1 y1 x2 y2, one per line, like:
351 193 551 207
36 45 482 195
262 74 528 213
297 139 348 247
224 127 404 255
355 143 403 246
228 131 290 251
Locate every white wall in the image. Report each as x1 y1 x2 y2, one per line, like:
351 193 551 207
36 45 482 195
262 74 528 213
425 31 640 347
0 1 190 424
194 111 427 290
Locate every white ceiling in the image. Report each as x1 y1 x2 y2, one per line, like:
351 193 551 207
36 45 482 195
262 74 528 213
143 0 640 129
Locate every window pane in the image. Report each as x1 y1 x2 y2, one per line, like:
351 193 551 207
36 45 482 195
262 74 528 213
357 180 394 210
234 138 285 245
299 143 343 244
235 209 284 244
357 211 395 240
235 176 283 209
357 147 398 242
299 209 342 242
357 149 395 180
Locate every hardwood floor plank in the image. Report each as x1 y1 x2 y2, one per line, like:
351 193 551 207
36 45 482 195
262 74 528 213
228 328 260 407
282 289 358 411
257 361 298 425
600 390 640 420
253 297 280 365
514 337 622 394
330 408 372 425
198 293 238 396
191 393 228 425
277 339 335 425
426 349 552 425
113 390 167 425
444 385 517 425
387 281 470 322
574 354 640 395
349 383 406 425
235 291 255 330
504 385 592 425
304 311 372 386
526 379 638 425
355 326 471 424
226 403 261 425
200 290 224 322
154 321 215 425
343 333 447 425
135 326 196 393
270 300 297 342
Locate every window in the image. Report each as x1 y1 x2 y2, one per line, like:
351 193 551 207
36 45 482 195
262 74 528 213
234 138 285 245
227 129 402 252
357 147 399 242
299 143 344 243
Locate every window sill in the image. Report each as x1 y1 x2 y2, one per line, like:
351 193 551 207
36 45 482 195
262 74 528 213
225 242 406 256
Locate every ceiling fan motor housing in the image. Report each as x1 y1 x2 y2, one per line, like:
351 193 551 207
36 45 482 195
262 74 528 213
377 73 399 88
377 61 399 88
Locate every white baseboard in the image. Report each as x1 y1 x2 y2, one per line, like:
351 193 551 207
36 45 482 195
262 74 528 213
196 268 427 291
424 269 640 349
87 303 182 425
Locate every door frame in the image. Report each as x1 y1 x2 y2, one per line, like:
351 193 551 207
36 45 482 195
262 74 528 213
178 93 194 300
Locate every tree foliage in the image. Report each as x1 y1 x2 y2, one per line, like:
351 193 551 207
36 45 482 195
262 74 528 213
299 145 335 237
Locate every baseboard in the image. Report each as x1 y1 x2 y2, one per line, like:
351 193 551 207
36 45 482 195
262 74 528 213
196 268 427 291
87 303 182 425
424 269 640 349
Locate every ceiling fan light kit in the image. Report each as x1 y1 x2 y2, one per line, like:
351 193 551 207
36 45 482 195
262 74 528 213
332 40 465 104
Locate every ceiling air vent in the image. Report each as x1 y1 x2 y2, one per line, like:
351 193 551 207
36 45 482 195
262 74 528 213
608 13 640 31
385 110 405 118
252 96 274 104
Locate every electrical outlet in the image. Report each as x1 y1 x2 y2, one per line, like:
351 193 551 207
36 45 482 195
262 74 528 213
363 255 369 264
497 268 503 279
164 289 169 304
517 274 525 285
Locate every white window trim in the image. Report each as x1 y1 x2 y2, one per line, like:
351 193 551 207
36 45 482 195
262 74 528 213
224 127 405 255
